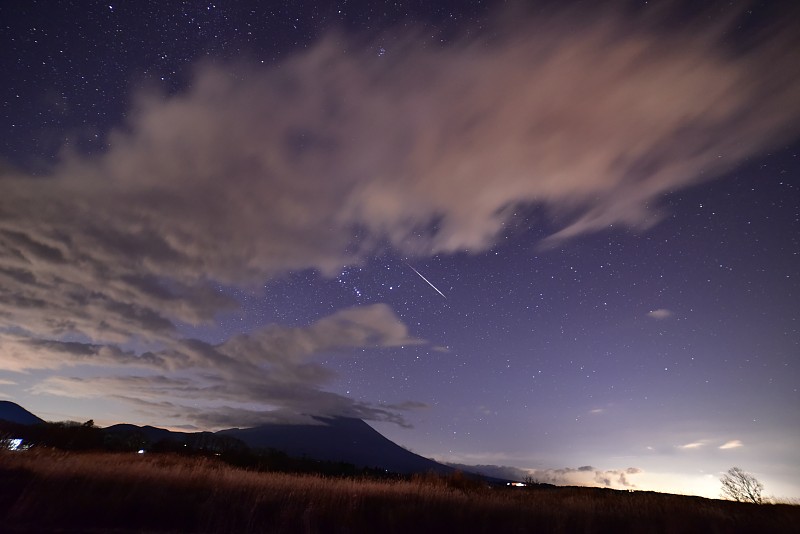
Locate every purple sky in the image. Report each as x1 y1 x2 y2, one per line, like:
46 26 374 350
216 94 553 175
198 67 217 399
1 1 798 498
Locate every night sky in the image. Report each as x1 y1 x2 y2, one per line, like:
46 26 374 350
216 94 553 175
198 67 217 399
1 1 799 498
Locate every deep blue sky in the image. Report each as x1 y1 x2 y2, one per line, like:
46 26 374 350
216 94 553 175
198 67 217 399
1 1 798 498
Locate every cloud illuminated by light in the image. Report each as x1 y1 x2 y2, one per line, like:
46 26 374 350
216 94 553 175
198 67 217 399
719 440 743 450
678 441 705 450
647 309 673 320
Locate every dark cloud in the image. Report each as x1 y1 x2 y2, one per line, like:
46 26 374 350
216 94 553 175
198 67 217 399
446 463 532 482
527 465 641 489
20 304 423 427
608 468 642 488
1 229 66 264
0 333 165 372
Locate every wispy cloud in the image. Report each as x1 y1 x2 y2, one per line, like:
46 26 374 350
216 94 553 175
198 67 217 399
647 309 673 320
678 441 705 450
719 440 743 450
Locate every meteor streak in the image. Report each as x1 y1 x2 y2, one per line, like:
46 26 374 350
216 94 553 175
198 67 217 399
404 261 447 299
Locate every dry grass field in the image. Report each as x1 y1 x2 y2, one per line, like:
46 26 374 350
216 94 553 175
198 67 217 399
1 449 798 533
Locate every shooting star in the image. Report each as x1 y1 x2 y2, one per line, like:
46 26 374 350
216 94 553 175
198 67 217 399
404 261 447 299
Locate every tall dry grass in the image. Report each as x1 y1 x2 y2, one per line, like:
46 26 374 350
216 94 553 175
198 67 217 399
1 449 797 533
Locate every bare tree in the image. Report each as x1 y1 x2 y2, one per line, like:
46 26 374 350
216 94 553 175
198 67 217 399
720 467 763 504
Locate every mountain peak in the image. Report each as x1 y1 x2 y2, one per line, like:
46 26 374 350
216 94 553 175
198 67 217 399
0 401 45 425
219 416 452 475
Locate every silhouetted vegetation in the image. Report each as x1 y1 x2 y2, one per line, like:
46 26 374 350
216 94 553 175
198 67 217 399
0 419 403 480
1 449 798 533
721 466 764 504
0 419 105 451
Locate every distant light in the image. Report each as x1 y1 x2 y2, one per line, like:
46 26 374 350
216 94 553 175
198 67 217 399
137 449 145 454
507 482 526 487
6 438 23 451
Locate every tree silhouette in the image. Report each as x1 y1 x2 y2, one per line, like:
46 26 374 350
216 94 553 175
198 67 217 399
720 467 763 504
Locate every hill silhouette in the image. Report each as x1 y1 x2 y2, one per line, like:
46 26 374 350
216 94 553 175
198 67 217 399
0 400 45 425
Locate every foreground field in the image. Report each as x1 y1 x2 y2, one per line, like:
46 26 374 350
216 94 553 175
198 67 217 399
1 450 797 533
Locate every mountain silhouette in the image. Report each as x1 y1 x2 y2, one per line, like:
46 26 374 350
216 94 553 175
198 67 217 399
104 423 191 444
218 416 454 475
0 401 45 425
0 401 457 476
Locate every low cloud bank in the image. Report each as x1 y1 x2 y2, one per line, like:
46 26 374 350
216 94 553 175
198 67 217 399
13 304 424 428
449 462 643 489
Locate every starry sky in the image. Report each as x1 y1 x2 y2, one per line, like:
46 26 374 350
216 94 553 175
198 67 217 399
1 0 799 499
